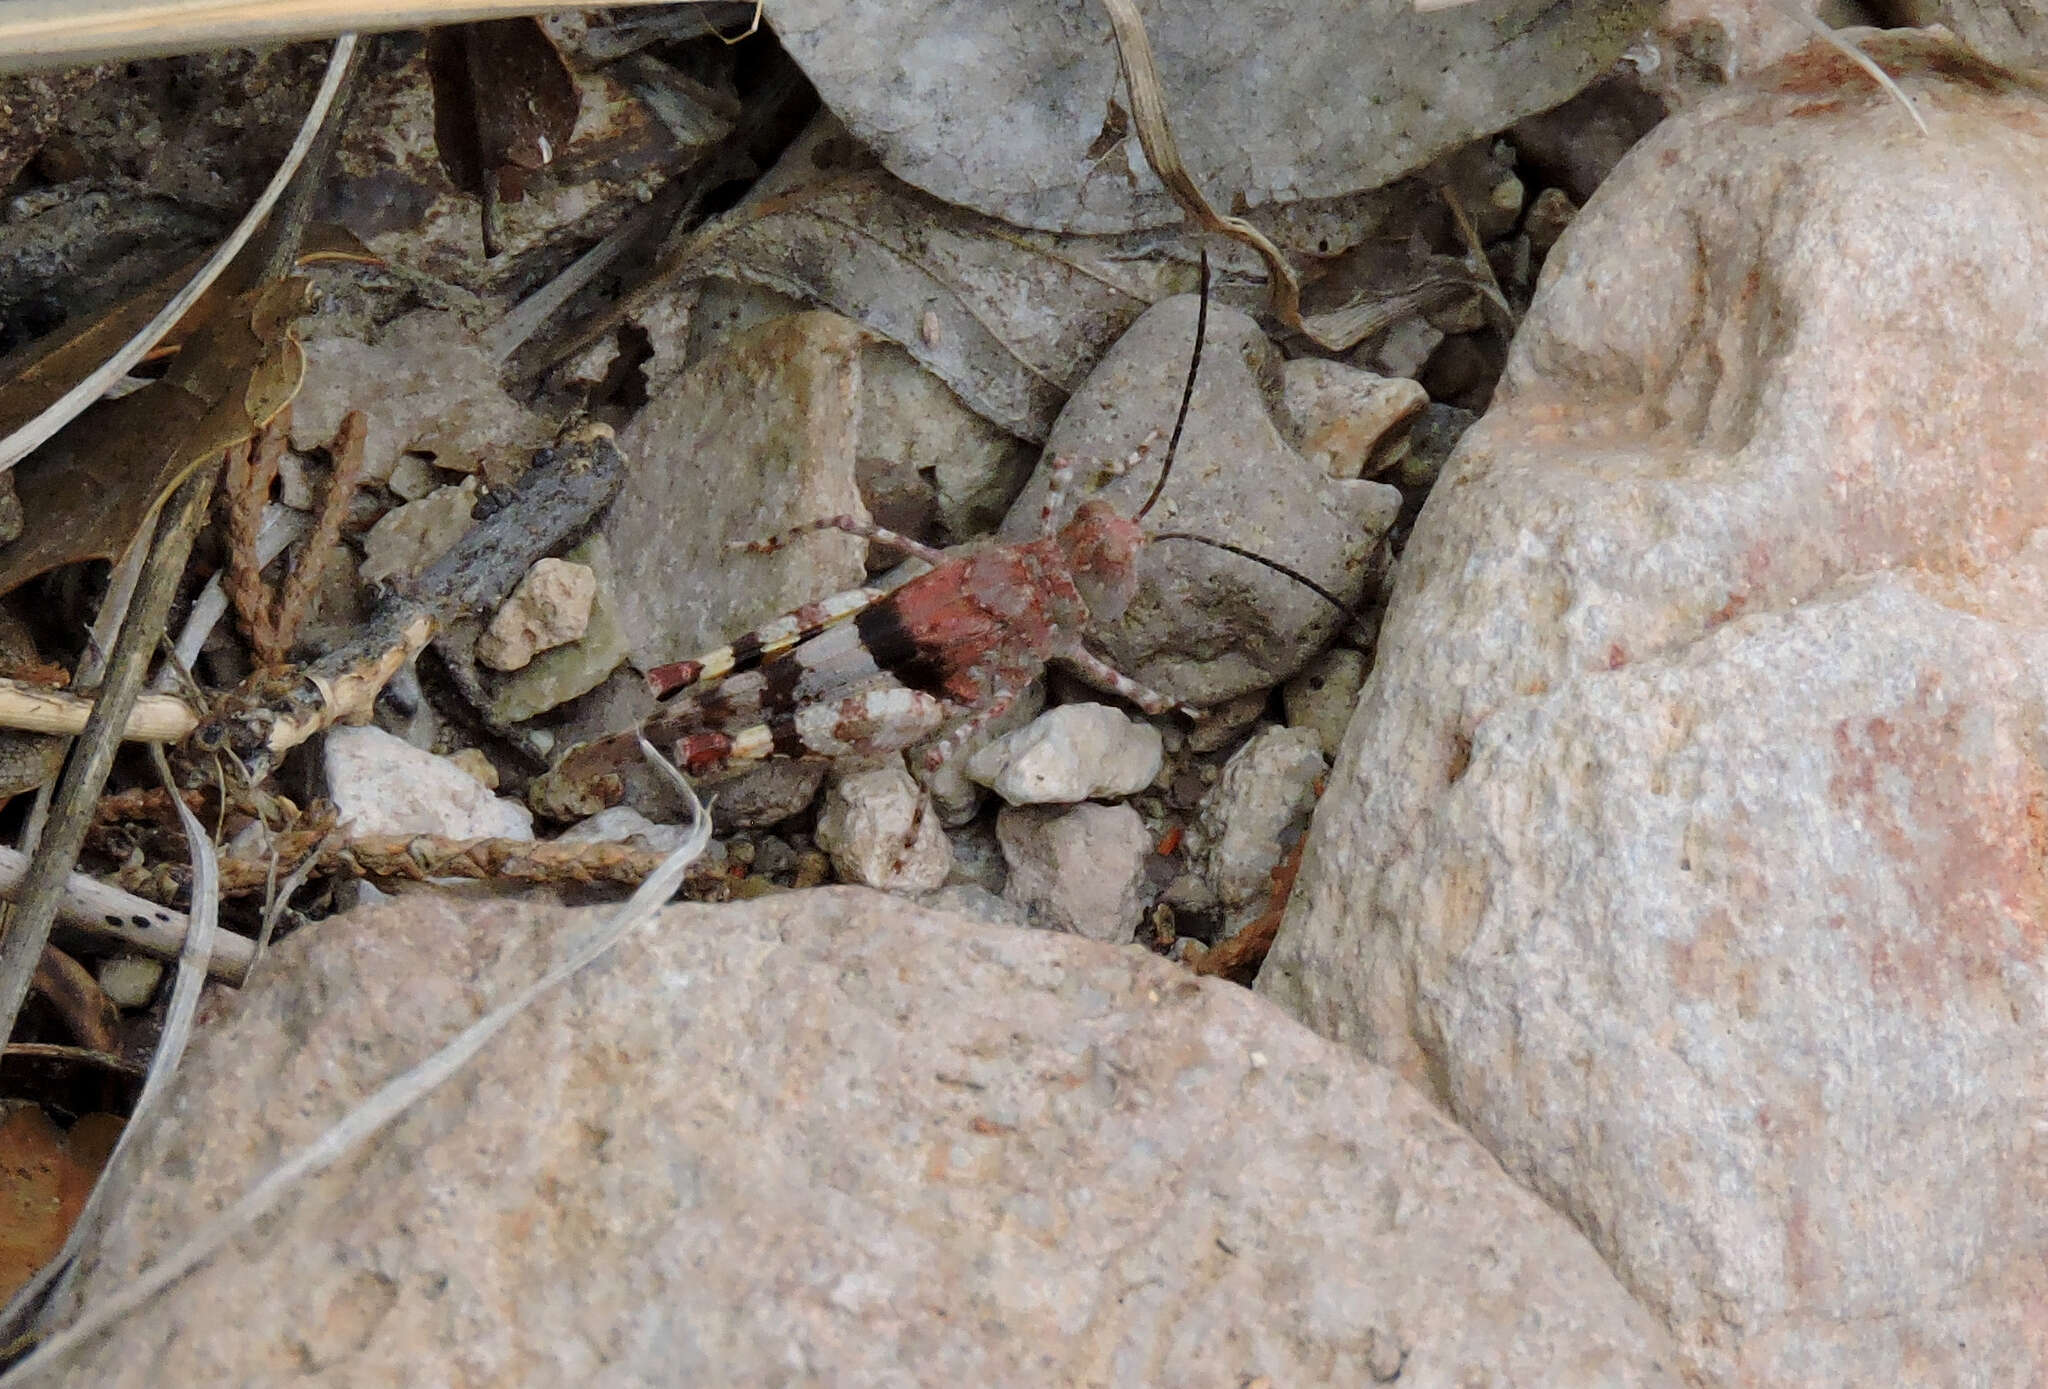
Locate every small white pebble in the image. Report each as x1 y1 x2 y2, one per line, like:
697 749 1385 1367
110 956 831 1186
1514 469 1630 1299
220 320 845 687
97 954 163 1010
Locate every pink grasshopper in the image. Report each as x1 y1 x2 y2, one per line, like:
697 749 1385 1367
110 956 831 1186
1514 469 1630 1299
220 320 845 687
530 262 1359 819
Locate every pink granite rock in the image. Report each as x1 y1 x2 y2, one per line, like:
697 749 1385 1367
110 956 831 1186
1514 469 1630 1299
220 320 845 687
45 892 1678 1386
1262 36 2048 1385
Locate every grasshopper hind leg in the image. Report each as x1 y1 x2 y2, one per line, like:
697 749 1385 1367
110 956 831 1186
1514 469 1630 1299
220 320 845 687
644 585 892 699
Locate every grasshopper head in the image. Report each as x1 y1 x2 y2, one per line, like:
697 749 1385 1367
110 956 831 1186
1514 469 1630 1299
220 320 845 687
1057 499 1144 623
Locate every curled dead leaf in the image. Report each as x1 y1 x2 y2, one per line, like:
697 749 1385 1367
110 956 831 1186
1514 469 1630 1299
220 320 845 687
0 278 313 601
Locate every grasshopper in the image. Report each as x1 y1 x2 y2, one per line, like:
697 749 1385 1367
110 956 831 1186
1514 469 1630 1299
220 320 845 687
530 260 1359 821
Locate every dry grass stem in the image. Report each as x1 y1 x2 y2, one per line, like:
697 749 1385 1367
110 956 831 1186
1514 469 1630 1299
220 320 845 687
0 679 197 742
1096 0 1321 343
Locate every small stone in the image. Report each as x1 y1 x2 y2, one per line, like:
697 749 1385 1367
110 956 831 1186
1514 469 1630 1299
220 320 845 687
476 558 598 672
941 817 1007 895
1000 295 1400 707
96 955 162 1010
610 313 872 678
556 805 700 856
857 339 1036 543
1370 317 1444 380
1162 872 1217 912
1197 726 1326 911
445 747 499 790
711 762 829 831
1426 292 1489 336
744 835 797 879
1279 359 1427 481
488 536 630 724
997 802 1151 942
1489 172 1526 220
359 478 479 587
386 453 442 502
290 309 551 485
1185 690 1268 754
1523 185 1577 254
1395 403 1478 491
791 851 831 889
276 453 323 511
966 703 1162 806
1282 648 1368 759
814 766 951 892
325 725 533 841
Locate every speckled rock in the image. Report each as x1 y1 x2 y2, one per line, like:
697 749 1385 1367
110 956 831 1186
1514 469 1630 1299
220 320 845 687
1195 726 1325 914
358 478 478 588
1278 358 1426 481
486 536 630 725
1261 43 2048 1386
609 312 871 679
771 0 1652 232
814 765 952 892
290 310 549 485
44 892 1681 1386
1001 296 1401 707
921 680 1044 826
997 801 1152 943
1282 646 1368 759
966 702 1162 806
476 558 596 671
325 725 532 841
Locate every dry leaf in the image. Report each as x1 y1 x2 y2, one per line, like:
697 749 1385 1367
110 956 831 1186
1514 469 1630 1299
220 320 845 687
0 229 373 470
0 277 313 600
696 170 1183 442
28 948 119 1055
0 1104 120 1306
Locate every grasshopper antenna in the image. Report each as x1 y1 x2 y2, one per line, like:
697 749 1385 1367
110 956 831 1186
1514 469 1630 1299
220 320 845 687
1135 248 1210 521
1150 530 1379 646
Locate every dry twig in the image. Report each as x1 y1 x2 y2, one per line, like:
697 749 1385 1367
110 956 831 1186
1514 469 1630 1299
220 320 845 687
217 830 721 897
277 410 366 656
112 829 723 901
0 680 197 742
221 414 289 664
0 848 249 984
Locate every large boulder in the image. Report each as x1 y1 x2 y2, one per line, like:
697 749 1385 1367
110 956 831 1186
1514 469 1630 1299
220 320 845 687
1260 36 2048 1385
41 891 1678 1385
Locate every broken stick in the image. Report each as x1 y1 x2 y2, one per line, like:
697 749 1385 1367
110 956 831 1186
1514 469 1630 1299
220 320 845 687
0 844 250 985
